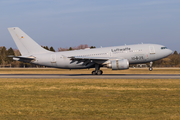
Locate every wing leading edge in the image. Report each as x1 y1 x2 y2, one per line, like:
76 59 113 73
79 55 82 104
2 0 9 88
68 56 109 61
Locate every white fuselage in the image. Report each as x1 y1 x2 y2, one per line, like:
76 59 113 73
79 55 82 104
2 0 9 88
32 44 172 69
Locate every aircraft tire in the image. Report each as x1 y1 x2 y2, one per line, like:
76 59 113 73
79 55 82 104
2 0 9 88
92 71 97 75
149 67 153 71
97 70 103 75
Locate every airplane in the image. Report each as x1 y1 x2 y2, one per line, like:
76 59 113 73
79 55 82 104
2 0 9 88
8 27 173 75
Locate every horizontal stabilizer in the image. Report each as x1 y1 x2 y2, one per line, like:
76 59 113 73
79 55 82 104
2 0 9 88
8 55 35 61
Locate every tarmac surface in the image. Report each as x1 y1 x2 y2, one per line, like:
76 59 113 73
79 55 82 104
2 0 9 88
0 74 180 79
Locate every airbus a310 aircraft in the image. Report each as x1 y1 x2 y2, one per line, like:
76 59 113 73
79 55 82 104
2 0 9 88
8 27 173 75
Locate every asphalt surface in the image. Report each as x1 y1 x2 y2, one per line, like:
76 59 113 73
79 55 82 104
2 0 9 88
0 74 180 79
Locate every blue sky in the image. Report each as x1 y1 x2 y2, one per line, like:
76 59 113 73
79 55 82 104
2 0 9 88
1 0 180 52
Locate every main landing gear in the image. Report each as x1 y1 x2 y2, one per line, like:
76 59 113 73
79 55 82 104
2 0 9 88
92 64 103 75
149 61 153 71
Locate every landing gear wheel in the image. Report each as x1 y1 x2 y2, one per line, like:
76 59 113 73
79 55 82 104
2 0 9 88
97 70 103 75
92 71 97 75
149 67 153 71
149 62 153 71
92 64 103 75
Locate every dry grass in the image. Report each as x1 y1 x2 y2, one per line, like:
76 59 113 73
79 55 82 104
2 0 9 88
0 78 180 119
0 68 179 74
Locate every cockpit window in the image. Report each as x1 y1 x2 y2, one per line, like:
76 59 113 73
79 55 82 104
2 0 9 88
161 47 167 49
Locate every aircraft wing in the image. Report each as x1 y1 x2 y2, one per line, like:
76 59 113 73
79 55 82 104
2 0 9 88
68 56 109 61
68 56 110 65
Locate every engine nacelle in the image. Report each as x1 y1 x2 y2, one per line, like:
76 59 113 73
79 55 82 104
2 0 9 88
110 59 129 70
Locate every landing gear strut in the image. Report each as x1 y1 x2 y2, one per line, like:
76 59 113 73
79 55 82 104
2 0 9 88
92 64 103 75
149 62 153 71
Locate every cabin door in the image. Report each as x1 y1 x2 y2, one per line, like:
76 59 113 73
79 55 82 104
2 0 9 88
50 54 57 67
149 46 155 54
149 46 156 60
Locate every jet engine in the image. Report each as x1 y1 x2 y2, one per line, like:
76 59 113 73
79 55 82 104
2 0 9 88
107 59 129 70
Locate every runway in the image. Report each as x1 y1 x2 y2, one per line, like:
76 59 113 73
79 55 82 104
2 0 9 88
0 74 180 79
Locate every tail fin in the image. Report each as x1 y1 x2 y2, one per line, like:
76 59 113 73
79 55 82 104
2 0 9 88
8 27 51 56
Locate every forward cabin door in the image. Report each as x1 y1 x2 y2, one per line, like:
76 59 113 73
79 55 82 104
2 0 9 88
149 46 155 54
149 46 155 60
50 54 57 67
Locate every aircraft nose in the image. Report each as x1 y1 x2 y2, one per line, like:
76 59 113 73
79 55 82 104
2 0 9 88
168 49 173 55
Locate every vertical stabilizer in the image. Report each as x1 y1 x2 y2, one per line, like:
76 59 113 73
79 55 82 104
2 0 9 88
8 27 51 56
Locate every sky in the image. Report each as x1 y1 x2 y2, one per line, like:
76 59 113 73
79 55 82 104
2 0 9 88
0 0 180 52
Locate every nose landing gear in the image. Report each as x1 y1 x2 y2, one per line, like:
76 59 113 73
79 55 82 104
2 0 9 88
149 62 153 71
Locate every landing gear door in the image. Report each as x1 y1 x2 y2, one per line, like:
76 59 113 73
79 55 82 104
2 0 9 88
149 46 155 54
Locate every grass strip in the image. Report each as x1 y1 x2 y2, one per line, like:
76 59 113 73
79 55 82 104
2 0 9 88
0 78 180 119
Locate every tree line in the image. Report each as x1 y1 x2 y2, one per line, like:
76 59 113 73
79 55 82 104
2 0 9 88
154 51 180 67
0 45 179 67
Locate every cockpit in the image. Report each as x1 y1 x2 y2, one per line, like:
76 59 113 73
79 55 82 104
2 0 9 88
161 47 167 49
